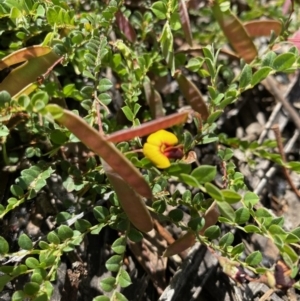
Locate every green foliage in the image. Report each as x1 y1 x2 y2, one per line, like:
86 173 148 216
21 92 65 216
0 0 300 299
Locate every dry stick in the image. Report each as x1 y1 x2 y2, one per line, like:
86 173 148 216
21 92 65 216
40 56 65 80
271 125 300 198
95 101 104 135
254 129 299 196
258 288 275 301
263 76 300 132
257 102 283 144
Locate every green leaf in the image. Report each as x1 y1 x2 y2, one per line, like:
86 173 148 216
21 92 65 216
25 257 40 269
100 276 116 292
57 225 73 241
97 93 112 105
128 227 143 242
10 184 24 197
32 293 48 301
18 234 33 250
186 57 203 72
205 183 223 201
152 200 166 213
114 292 129 301
12 291 26 301
75 219 92 232
47 231 60 244
90 223 105 235
98 78 113 92
121 106 134 121
218 148 233 161
160 22 175 75
93 206 109 221
23 282 40 295
291 227 300 238
222 190 241 204
245 251 262 266
204 225 221 239
93 297 110 301
50 130 68 145
272 53 296 71
0 236 9 254
191 165 217 183
112 237 126 254
217 201 235 221
261 51 276 67
285 233 299 243
31 272 44 285
243 191 259 208
239 64 252 89
234 207 250 224
231 243 245 257
179 174 200 188
251 67 272 86
167 163 191 176
105 255 122 272
268 224 287 236
0 275 11 291
0 125 9 137
168 209 184 222
11 265 27 277
0 90 11 106
188 216 205 232
151 1 167 20
283 244 298 263
244 225 262 234
207 110 223 123
219 232 234 248
255 208 272 218
118 268 132 288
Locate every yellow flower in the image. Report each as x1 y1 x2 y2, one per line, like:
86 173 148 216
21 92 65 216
143 130 183 169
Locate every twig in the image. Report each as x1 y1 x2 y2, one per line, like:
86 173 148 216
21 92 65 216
38 56 65 82
257 103 283 144
271 125 300 198
258 288 275 301
263 76 300 132
254 130 299 196
95 101 103 135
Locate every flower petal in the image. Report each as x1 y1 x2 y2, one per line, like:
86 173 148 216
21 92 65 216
143 142 171 169
146 130 178 146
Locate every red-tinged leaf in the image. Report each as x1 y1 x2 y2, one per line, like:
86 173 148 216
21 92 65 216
0 51 59 97
115 10 136 43
47 105 152 199
288 30 300 51
106 111 189 143
0 46 52 71
144 81 165 119
103 161 153 233
163 232 195 257
199 202 219 235
179 0 193 46
244 20 282 37
174 70 209 120
212 3 258 63
283 0 292 14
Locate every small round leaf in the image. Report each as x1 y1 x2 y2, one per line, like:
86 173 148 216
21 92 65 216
18 234 33 250
0 236 9 254
100 276 116 292
57 225 73 241
204 225 221 240
245 251 262 266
